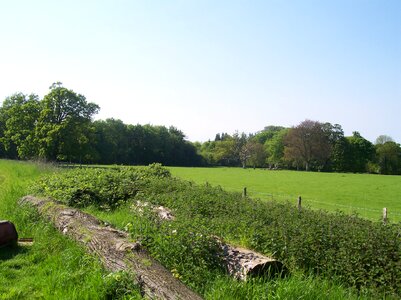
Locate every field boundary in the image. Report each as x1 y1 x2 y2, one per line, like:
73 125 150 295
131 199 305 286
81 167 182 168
249 191 401 220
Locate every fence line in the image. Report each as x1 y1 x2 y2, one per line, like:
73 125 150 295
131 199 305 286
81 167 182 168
248 191 401 217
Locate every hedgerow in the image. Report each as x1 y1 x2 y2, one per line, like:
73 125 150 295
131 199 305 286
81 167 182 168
31 164 401 297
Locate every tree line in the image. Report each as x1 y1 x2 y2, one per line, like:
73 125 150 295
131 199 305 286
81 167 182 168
0 83 202 166
1 83 400 174
198 121 401 175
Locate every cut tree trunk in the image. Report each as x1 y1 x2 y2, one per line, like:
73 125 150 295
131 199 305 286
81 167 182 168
219 242 284 280
19 195 202 300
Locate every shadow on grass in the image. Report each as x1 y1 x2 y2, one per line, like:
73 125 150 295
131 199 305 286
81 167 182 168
0 244 29 261
248 261 289 280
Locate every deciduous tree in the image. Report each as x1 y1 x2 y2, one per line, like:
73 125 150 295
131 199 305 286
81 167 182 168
284 120 331 171
36 83 99 161
376 141 401 175
0 93 40 159
265 128 288 168
346 132 375 173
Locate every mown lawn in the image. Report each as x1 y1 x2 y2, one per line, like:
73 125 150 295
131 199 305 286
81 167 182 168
169 167 401 222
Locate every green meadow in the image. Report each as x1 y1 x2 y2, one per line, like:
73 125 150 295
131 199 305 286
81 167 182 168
0 160 401 299
169 167 401 222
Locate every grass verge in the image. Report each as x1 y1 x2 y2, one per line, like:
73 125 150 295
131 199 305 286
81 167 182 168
0 160 142 299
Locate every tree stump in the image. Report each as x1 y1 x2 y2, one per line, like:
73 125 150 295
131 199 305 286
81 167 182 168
20 196 202 300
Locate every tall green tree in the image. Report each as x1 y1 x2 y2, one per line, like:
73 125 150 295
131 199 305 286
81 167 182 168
36 83 99 161
253 125 285 144
243 140 267 168
321 123 346 171
265 128 288 168
0 93 40 159
93 119 130 164
346 132 375 173
330 137 352 172
213 138 237 166
376 141 401 175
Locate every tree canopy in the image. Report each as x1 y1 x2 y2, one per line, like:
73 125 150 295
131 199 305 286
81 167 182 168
1 84 400 174
0 83 201 166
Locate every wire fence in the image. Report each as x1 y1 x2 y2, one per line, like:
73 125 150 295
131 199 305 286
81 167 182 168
244 190 401 221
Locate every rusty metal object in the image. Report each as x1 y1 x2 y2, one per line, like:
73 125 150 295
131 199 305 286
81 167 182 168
0 220 18 247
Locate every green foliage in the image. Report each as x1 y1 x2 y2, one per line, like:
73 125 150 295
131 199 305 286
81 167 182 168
36 83 100 162
376 141 401 175
264 128 288 168
32 168 139 208
34 165 401 297
0 93 40 159
253 125 285 144
103 271 142 300
346 132 376 173
92 121 203 166
0 160 143 299
204 273 363 300
135 218 224 291
136 162 172 179
3 81 401 174
0 84 202 166
32 163 170 209
170 167 401 222
131 174 401 296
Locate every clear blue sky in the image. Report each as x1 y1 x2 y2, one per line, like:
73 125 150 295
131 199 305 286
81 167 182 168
1 0 400 142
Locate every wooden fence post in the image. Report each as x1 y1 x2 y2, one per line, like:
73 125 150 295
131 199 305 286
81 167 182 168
297 196 302 212
243 187 247 198
383 207 387 224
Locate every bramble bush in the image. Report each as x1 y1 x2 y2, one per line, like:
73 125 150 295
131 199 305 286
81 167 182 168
32 164 401 297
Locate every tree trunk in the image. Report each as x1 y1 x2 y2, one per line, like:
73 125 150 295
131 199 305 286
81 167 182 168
19 196 202 300
220 242 284 280
132 201 284 280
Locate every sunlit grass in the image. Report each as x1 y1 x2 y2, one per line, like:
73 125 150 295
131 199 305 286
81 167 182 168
0 160 141 299
169 167 401 222
11 162 395 298
84 202 374 299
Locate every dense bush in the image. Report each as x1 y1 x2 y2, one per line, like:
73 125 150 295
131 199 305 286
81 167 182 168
32 163 169 209
32 165 401 297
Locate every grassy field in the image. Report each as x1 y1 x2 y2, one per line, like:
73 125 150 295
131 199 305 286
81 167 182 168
33 164 390 299
169 167 401 222
9 162 397 298
0 160 142 299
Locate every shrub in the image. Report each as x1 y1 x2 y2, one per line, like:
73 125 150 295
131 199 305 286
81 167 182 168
32 165 401 296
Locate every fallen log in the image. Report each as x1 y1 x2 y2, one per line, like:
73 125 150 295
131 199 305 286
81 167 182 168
133 200 283 280
220 243 284 280
20 195 202 300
